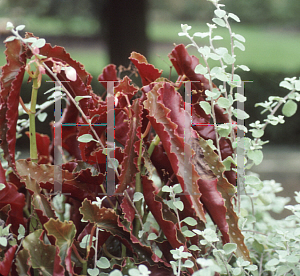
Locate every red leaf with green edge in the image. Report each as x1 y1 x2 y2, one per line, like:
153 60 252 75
115 99 142 194
97 64 119 89
0 161 26 234
142 176 185 249
79 199 169 267
129 52 162 86
44 218 76 265
22 229 65 276
143 82 206 223
19 174 56 225
15 159 105 201
15 248 31 276
0 39 26 169
0 245 17 276
195 136 251 262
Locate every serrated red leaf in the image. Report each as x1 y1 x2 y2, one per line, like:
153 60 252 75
22 229 65 275
97 64 119 89
0 245 17 276
15 159 106 201
195 136 251 262
0 39 26 169
115 99 142 194
79 199 170 267
129 52 162 86
143 82 206 223
0 161 26 234
142 176 185 249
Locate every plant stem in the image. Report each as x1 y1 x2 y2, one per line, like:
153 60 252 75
29 77 39 163
147 134 160 157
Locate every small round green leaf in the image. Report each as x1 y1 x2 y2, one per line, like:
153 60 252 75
16 25 25 31
247 150 263 165
0 237 7 247
182 230 196 237
108 158 119 170
97 257 111 269
147 233 158 240
4 36 16 43
6 22 14 30
162 186 171 193
32 38 46 48
109 270 123 276
233 34 245 42
238 65 250 71
223 243 237 255
195 64 208 74
266 258 279 267
214 9 226 18
172 184 183 194
199 101 211 115
228 13 240 22
279 80 293 90
217 97 231 109
77 134 96 143
234 40 245 51
181 217 197 226
282 100 297 117
251 129 264 138
0 183 6 191
133 192 144 202
173 201 184 211
37 112 47 122
223 53 236 65
212 18 226 27
75 96 92 102
245 175 261 185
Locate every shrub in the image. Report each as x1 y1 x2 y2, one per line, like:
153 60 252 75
0 1 300 275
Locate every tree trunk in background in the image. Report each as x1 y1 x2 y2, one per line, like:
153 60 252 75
101 0 148 67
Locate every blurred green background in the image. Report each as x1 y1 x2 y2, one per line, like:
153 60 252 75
0 0 300 146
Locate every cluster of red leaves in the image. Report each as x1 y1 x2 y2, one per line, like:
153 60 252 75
0 35 250 275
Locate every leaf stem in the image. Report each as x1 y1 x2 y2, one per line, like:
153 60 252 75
29 76 39 163
147 134 160 157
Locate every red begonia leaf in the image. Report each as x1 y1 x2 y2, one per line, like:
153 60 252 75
22 229 65 275
196 136 251 262
23 33 95 115
15 159 105 201
79 199 169 267
143 82 206 223
15 248 31 276
115 99 141 194
169 44 230 124
129 52 162 86
0 245 17 276
120 190 135 229
0 161 26 234
97 64 119 89
0 38 26 169
44 218 76 265
18 173 56 225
